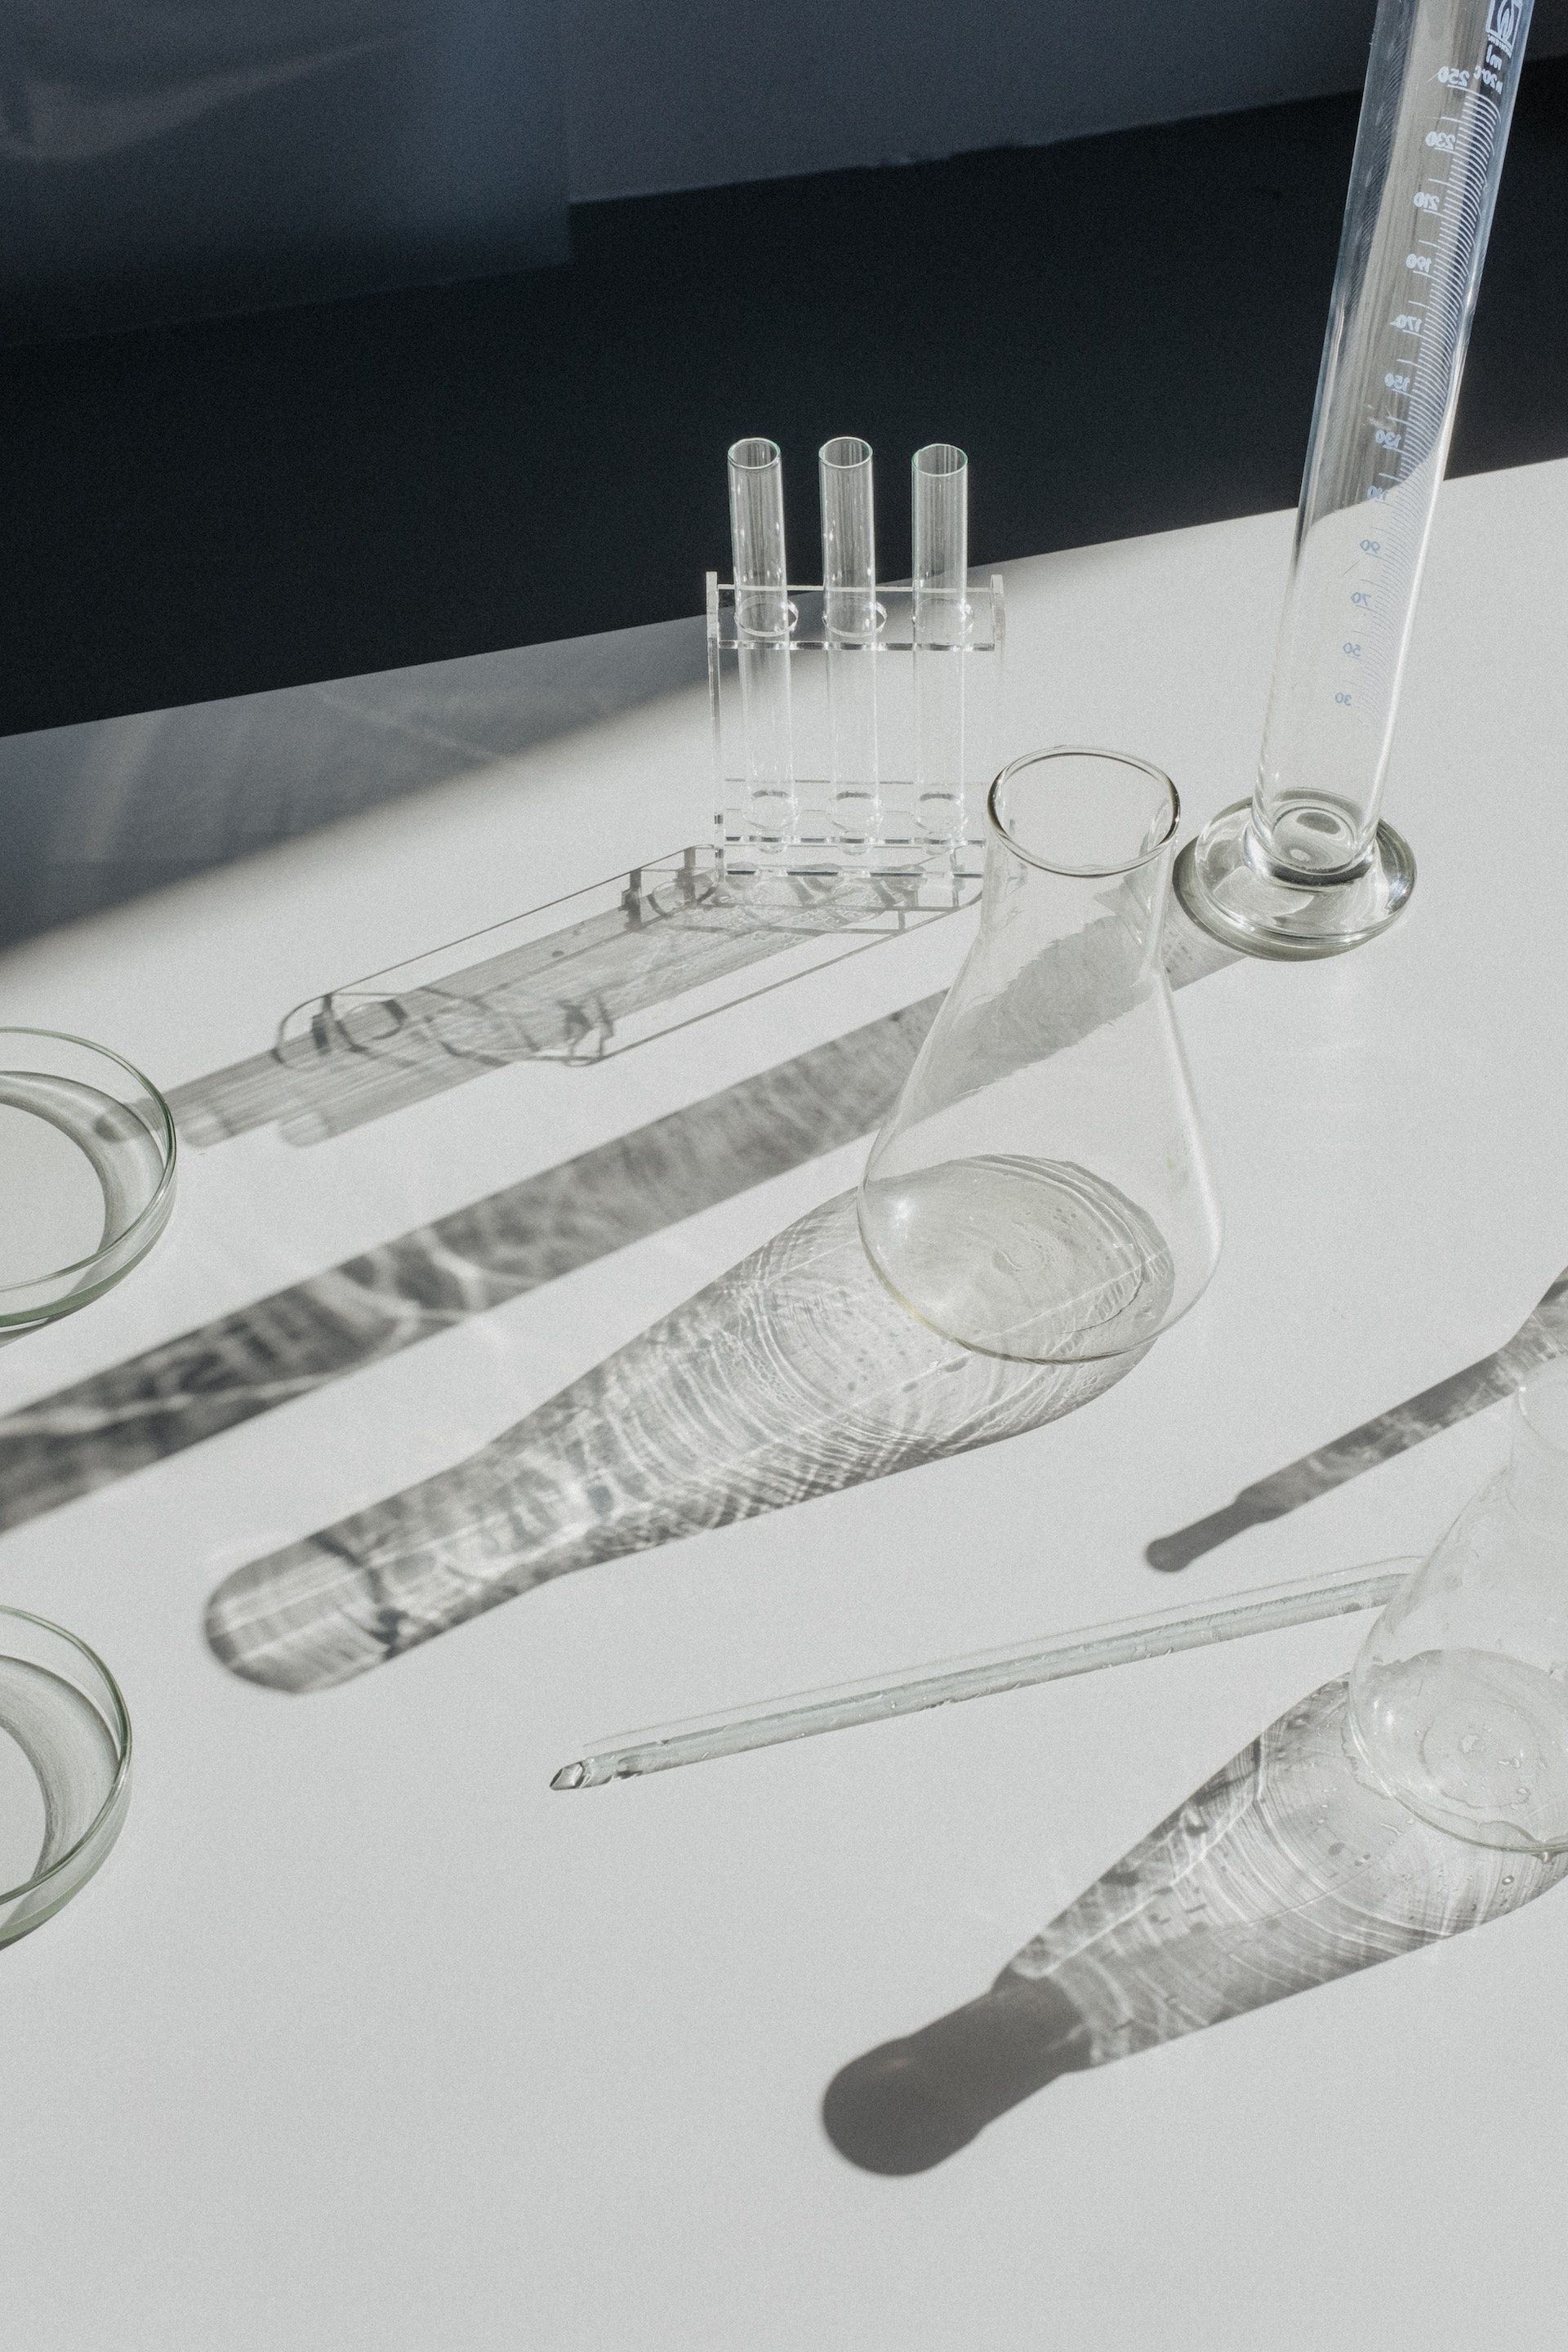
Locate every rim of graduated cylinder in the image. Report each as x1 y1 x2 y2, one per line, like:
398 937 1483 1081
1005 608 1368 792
987 746 1182 880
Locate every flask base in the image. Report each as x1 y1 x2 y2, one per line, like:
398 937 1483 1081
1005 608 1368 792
1173 800 1414 962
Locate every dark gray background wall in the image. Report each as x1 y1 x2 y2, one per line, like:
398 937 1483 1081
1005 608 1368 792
560 0 1568 200
0 2 568 341
7 1 1568 341
2 13 1566 942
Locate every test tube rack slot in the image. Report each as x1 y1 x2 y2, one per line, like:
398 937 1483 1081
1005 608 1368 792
706 573 1004 889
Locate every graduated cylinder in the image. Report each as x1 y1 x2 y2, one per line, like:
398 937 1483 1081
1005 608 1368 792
1178 0 1534 958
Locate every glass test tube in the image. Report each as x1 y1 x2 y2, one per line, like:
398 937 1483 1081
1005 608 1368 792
819 437 881 852
1177 0 1535 959
728 437 796 846
911 443 970 847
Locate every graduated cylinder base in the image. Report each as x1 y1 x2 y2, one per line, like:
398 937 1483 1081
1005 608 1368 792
1174 798 1414 962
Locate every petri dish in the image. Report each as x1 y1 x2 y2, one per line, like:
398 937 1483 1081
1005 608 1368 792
0 1029 176 1335
0 1608 131 1947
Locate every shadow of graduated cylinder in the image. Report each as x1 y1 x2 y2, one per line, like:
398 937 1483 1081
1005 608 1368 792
824 1677 1568 2174
205 1187 1163 1693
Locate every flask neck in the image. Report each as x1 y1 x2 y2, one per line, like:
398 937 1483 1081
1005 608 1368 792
978 836 1169 973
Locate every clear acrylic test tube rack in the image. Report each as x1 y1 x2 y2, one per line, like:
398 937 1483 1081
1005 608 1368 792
706 573 1005 891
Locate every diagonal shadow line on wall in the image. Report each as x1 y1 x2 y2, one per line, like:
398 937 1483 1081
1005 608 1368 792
822 1675 1568 2174
0 893 1235 1539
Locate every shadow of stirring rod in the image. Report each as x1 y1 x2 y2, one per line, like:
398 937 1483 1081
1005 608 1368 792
1146 1264 1568 1575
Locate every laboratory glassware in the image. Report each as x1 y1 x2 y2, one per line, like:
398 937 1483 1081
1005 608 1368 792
858 748 1222 1362
1350 1355 1568 1855
727 436 796 845
259 846 965 1134
1177 0 1535 958
820 436 881 850
551 1557 1418 1788
0 1606 131 1945
1 1029 176 1334
911 442 969 847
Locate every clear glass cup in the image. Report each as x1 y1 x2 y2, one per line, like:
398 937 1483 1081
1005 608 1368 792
1350 1357 1568 1855
858 748 1222 1362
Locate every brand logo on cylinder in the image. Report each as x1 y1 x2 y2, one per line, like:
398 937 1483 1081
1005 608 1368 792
1486 0 1524 55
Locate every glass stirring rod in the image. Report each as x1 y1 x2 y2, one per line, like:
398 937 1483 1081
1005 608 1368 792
550 1557 1417 1789
1177 0 1535 960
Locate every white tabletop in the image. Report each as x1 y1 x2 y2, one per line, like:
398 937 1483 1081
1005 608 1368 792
2 461 1566 2350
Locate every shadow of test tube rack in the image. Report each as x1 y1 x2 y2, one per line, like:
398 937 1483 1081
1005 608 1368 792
171 845 979 1151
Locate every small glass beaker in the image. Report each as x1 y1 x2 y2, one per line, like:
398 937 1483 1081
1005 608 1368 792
858 748 1222 1362
1349 1359 1568 1856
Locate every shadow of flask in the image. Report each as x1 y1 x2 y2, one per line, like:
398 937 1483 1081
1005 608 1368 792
823 1675 1568 2174
204 1184 1167 1694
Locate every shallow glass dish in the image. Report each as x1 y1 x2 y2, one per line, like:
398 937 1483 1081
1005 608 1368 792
0 1029 176 1334
0 1608 131 1946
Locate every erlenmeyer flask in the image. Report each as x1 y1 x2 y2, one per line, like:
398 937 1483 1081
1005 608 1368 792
1349 1359 1568 1856
858 748 1221 1362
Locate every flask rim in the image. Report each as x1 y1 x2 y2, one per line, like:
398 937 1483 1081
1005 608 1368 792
988 746 1181 879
